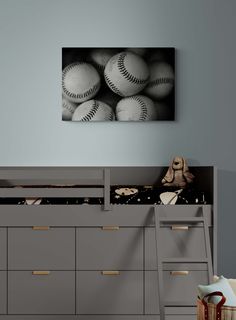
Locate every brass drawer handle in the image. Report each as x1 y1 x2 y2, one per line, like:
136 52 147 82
32 271 50 275
171 225 189 230
101 226 120 231
101 271 120 276
32 226 50 231
170 271 189 276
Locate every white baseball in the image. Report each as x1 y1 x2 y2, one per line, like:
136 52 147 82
72 100 115 121
116 95 157 121
88 48 118 74
62 62 101 103
144 62 174 99
104 51 149 97
62 97 77 120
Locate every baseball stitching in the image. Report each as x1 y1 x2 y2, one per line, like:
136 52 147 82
122 96 148 121
104 73 124 97
80 101 99 121
146 77 174 89
80 101 113 121
132 96 148 121
62 100 76 113
62 63 100 100
91 60 105 73
117 52 149 85
105 111 114 121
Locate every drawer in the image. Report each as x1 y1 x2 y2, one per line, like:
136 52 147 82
8 228 75 270
77 271 143 314
8 271 75 314
0 271 7 314
145 226 211 270
145 268 208 313
0 229 6 270
77 227 143 270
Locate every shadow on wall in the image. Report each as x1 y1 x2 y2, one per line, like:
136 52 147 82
218 169 236 277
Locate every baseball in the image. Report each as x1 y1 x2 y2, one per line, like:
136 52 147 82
72 100 115 121
88 48 118 74
62 97 77 120
62 62 101 103
144 61 174 99
116 95 157 121
104 51 149 97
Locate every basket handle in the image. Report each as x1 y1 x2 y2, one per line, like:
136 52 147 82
201 291 226 320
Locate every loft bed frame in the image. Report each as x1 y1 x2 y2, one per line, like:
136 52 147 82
0 166 217 319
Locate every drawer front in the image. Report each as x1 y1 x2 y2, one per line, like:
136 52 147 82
77 271 143 314
0 229 6 270
8 228 75 270
8 271 75 314
0 271 6 314
145 269 208 313
77 228 143 270
145 227 207 270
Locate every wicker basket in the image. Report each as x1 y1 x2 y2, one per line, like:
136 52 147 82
197 291 236 320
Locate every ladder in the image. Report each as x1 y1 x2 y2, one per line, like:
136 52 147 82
153 205 213 320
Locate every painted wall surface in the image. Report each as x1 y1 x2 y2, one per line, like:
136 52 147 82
0 0 235 275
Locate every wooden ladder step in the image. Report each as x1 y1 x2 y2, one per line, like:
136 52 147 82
159 217 204 223
162 258 208 263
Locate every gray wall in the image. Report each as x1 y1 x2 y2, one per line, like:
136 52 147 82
0 0 235 276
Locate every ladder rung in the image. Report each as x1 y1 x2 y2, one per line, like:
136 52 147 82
159 217 204 223
162 258 208 263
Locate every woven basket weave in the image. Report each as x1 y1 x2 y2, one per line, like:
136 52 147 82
197 291 236 320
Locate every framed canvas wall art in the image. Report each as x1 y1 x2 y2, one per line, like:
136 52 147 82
62 47 175 122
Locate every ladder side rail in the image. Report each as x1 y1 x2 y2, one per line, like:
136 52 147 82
154 205 165 320
202 206 213 283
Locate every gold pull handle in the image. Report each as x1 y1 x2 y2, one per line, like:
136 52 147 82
32 226 50 231
171 225 189 230
32 271 50 275
101 271 120 275
101 226 120 231
170 271 189 276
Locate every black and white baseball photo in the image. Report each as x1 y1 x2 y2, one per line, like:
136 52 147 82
62 48 175 121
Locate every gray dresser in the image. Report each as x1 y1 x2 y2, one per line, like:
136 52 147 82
0 166 217 320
